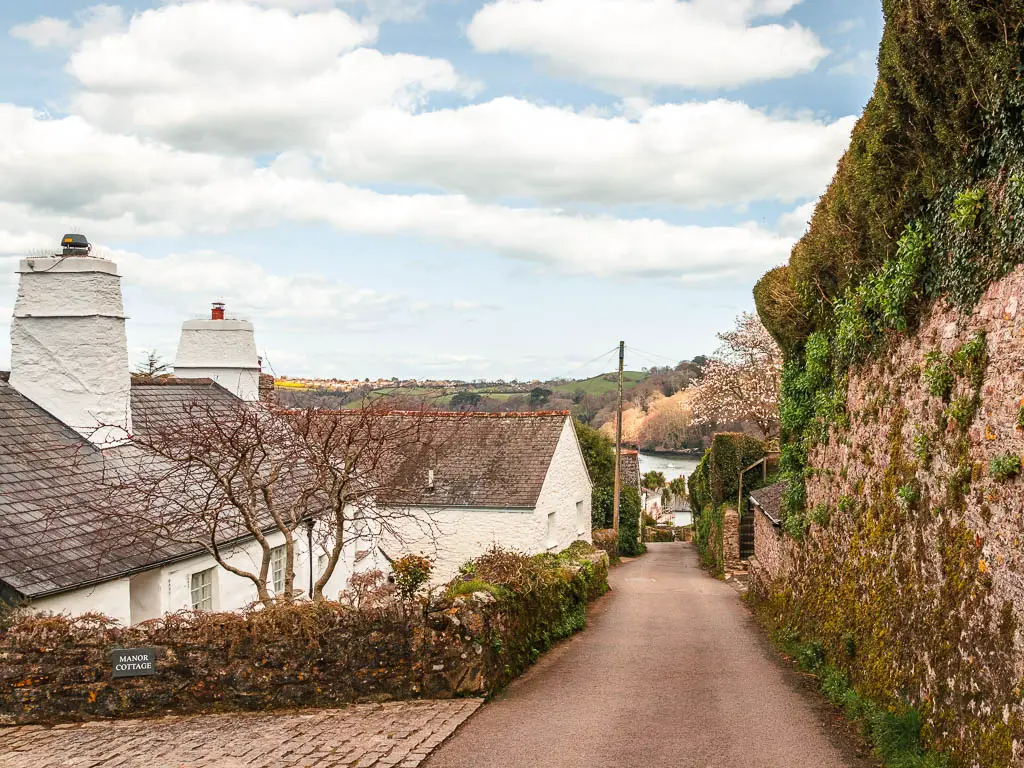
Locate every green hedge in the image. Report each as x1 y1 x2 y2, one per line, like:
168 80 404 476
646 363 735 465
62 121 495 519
693 505 724 578
688 433 766 513
617 486 645 557
756 1 1024 351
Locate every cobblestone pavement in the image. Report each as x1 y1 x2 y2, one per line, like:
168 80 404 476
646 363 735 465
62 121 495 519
0 699 482 768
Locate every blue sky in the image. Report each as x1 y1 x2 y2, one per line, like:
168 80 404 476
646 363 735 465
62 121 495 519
0 0 882 380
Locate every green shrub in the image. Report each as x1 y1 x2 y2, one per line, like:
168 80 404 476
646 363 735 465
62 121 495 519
943 396 978 432
617 486 645 557
448 579 510 600
950 332 987 387
707 432 766 506
896 483 920 511
923 352 954 399
392 554 433 600
809 503 830 527
990 452 1022 482
694 505 725 577
949 187 986 230
688 451 711 512
783 506 808 539
753 265 811 353
591 485 613 529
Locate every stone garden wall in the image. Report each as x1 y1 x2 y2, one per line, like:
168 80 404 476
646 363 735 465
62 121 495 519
0 549 608 725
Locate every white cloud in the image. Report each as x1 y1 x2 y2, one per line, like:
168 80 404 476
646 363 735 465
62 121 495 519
114 249 398 320
776 200 816 239
0 105 800 281
467 0 828 93
10 4 125 49
61 0 468 153
0 104 249 211
828 49 876 77
323 97 855 206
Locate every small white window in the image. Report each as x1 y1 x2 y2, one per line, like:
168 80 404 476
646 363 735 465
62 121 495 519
190 568 214 611
318 553 328 576
271 545 287 595
546 511 558 549
576 500 586 535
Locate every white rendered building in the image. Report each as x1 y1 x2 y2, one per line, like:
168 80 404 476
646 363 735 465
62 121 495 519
0 250 356 623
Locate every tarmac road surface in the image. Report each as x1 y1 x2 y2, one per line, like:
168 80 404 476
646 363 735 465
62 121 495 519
425 542 872 768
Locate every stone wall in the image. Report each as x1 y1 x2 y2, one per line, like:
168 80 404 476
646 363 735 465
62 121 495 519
758 266 1024 767
0 553 608 726
749 509 788 598
722 507 741 572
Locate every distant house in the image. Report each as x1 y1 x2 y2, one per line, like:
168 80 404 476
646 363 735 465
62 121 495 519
379 412 593 582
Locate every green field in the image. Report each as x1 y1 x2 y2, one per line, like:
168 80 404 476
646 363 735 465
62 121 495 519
296 370 650 409
548 371 647 396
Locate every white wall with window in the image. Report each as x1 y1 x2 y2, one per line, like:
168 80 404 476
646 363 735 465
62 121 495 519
190 567 215 611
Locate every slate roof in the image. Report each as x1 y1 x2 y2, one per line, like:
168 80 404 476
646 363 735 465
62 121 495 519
0 387 577 597
750 481 785 525
0 380 239 598
386 412 575 508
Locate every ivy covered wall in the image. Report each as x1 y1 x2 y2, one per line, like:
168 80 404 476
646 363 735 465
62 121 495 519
751 3 1024 766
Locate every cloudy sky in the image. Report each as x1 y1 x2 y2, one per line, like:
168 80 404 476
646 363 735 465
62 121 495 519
0 0 882 380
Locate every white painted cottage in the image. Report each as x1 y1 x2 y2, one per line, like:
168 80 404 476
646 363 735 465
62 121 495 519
378 411 593 583
0 247 595 622
0 251 356 623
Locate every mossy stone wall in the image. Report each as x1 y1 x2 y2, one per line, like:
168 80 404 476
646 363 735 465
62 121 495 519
754 267 1024 768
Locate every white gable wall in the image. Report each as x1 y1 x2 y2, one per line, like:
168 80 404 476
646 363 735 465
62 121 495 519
31 577 132 625
381 506 544 585
378 417 593 584
534 417 593 550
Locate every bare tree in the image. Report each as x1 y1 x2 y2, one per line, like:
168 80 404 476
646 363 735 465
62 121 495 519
88 397 460 605
689 313 782 438
285 405 462 600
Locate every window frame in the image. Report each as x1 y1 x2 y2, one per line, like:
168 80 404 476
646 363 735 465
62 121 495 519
190 567 214 612
270 544 287 595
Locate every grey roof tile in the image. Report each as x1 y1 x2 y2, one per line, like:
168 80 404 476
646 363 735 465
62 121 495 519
0 380 237 598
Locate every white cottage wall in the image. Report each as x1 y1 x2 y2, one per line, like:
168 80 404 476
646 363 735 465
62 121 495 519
32 578 132 625
534 419 593 550
382 506 543 584
30 525 356 625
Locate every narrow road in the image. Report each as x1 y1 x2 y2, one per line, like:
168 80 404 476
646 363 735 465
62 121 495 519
426 542 870 768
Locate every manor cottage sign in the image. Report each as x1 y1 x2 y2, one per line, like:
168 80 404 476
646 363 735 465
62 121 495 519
111 648 157 678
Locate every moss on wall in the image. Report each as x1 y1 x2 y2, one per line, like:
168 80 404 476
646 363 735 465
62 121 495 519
750 4 1024 765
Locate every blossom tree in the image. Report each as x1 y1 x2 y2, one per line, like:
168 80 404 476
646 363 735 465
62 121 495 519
689 312 782 438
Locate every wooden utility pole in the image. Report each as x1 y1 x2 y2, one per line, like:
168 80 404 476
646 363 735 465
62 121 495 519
612 340 624 534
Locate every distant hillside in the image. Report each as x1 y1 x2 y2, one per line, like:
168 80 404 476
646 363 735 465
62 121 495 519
548 371 647 396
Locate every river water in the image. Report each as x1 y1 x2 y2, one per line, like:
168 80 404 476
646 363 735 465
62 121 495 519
638 451 699 482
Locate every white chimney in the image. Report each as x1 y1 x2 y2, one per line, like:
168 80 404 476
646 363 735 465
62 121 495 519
173 303 261 401
9 253 132 446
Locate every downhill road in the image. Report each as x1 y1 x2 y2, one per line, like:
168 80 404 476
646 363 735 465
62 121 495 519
425 542 870 768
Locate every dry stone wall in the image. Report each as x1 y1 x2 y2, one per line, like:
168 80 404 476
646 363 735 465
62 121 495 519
755 266 1024 767
0 553 608 726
